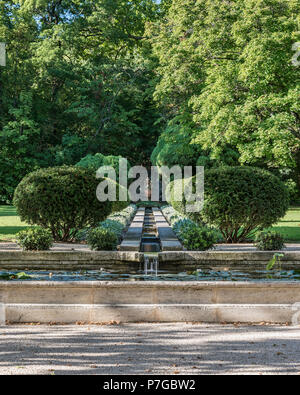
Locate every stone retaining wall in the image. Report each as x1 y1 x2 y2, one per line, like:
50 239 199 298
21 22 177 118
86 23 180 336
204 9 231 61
0 251 142 270
1 281 300 324
0 250 299 270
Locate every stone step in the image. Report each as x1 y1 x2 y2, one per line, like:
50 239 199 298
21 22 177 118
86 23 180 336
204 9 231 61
161 240 183 251
157 227 179 241
3 303 297 324
3 280 300 305
118 241 141 252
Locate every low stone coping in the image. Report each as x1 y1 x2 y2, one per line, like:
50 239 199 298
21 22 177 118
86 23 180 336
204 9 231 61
0 251 142 269
0 246 300 270
159 251 300 262
159 251 300 269
1 280 300 288
0 251 141 261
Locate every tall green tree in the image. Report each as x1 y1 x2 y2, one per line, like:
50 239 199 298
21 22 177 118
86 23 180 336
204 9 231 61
150 0 300 192
0 0 162 201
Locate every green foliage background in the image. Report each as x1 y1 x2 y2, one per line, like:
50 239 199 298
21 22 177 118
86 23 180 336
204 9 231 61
0 0 165 202
0 0 299 202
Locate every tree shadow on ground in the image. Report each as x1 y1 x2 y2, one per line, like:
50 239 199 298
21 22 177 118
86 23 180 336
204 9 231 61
0 226 30 241
0 324 299 375
0 207 17 217
272 226 300 242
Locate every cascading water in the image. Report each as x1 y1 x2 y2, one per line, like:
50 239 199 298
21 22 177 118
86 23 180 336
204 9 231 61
144 254 159 276
140 208 161 276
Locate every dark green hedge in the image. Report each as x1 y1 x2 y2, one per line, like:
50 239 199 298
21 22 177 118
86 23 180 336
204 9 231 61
170 166 289 243
13 166 127 242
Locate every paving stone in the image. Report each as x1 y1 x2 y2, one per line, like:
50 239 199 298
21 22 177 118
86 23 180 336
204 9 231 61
157 226 179 241
161 240 183 251
119 240 141 251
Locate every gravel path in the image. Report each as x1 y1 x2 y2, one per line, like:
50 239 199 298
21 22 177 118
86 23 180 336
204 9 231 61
0 323 299 375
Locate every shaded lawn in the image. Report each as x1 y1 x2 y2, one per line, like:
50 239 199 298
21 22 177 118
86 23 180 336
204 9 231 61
271 207 300 242
0 205 31 241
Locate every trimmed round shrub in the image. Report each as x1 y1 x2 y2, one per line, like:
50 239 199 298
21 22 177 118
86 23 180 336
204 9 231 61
255 231 285 251
170 166 289 243
16 227 53 251
13 166 121 242
75 204 137 243
87 227 118 251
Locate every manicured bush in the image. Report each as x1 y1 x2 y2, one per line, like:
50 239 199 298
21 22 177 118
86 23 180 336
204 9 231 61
179 225 217 251
107 179 130 213
255 231 286 251
162 206 219 250
87 227 118 251
16 227 53 251
76 204 137 243
170 166 289 243
77 154 130 213
13 166 122 242
162 205 198 227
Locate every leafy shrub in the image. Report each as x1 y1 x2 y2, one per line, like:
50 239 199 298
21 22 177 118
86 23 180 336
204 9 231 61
16 227 53 251
0 271 33 280
285 179 300 205
162 205 193 226
255 231 286 251
87 227 118 251
76 153 130 182
13 166 120 242
100 219 125 240
162 205 218 250
54 135 93 166
151 120 202 168
173 218 199 237
77 154 130 213
76 204 137 242
170 167 289 243
162 205 202 236
179 225 217 251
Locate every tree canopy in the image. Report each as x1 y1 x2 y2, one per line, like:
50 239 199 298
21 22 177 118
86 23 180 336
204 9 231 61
0 0 165 202
150 0 300 192
0 0 299 202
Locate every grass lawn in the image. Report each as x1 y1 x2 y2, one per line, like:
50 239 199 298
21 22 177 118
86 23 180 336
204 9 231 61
0 205 299 243
271 207 300 243
0 206 31 242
